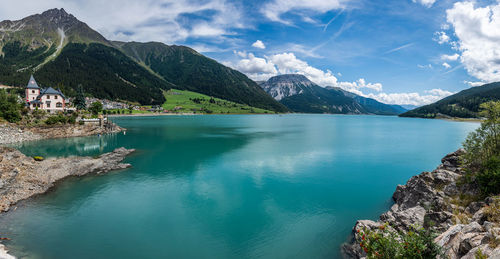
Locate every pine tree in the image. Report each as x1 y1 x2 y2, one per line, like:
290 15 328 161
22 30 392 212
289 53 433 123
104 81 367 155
74 85 86 110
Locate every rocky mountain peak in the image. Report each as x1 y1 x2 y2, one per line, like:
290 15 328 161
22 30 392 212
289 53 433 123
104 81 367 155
260 74 317 101
267 74 314 86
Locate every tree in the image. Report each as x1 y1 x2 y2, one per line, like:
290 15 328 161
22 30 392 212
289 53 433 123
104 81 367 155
0 89 22 123
89 101 103 115
463 101 500 170
73 85 87 110
463 101 500 196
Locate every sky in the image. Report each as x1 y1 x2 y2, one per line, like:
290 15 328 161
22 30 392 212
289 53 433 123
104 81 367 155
1 0 499 106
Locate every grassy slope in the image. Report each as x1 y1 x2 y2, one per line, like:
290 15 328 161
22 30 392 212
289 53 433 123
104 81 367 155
162 89 274 114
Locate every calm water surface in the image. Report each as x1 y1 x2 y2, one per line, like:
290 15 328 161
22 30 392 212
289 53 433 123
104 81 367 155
1 115 478 258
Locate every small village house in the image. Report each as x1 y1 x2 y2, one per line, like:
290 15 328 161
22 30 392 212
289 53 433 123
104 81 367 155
25 75 68 112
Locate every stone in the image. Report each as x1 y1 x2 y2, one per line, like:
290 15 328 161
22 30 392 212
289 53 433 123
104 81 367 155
344 149 499 259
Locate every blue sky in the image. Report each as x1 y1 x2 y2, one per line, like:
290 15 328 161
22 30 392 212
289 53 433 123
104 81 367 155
2 0 500 105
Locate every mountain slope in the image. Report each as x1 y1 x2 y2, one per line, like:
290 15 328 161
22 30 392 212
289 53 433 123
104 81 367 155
400 82 500 118
260 74 406 115
0 9 170 104
0 9 287 111
116 41 288 112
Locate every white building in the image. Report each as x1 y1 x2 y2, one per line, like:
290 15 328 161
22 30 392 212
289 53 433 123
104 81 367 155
25 75 67 112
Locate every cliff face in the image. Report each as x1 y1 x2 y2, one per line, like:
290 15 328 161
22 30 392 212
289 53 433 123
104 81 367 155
342 150 500 258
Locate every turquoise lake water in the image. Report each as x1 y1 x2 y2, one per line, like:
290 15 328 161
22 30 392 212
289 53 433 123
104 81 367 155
1 115 478 258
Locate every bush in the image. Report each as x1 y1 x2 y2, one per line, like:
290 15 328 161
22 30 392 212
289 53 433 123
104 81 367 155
67 113 78 124
475 156 500 196
89 101 103 115
0 89 22 123
358 224 443 259
463 101 500 196
45 114 68 125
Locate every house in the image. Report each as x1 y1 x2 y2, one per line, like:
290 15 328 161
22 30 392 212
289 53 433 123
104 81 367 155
25 75 67 112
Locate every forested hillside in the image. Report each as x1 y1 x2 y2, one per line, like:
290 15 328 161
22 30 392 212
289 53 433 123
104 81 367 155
400 82 500 118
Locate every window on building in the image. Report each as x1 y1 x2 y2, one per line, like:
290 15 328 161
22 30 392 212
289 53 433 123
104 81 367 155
46 101 51 108
55 95 58 99
32 90 35 93
47 95 50 99
56 102 62 108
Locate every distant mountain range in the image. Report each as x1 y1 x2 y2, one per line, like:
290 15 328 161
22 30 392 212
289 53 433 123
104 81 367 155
400 82 500 118
0 9 287 112
259 74 407 115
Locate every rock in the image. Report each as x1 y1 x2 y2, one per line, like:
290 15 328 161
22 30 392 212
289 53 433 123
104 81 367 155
0 147 135 213
0 244 15 259
466 201 485 214
0 123 123 145
344 149 500 259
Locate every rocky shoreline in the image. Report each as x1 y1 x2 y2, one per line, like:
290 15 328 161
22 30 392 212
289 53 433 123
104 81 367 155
0 146 135 258
0 123 123 145
342 149 500 258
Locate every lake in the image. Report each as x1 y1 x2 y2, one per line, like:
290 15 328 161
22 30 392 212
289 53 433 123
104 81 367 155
1 115 478 258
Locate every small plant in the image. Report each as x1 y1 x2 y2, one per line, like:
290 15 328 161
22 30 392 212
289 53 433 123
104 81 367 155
33 156 44 161
483 196 500 223
357 224 443 259
475 248 488 259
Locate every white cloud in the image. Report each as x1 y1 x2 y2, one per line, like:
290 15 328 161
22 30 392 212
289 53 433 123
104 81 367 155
252 40 266 49
442 62 451 69
434 31 450 44
464 81 484 87
418 64 433 69
445 1 500 82
229 51 451 105
233 50 248 58
234 53 278 81
0 0 245 44
412 0 436 8
441 53 460 61
365 89 454 106
261 0 349 25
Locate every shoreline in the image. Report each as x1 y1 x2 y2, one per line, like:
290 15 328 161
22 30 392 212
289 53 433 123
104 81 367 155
0 146 135 258
342 149 500 258
0 122 123 145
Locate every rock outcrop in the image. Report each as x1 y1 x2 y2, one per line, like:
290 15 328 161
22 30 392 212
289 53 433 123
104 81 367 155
0 146 134 212
342 149 500 258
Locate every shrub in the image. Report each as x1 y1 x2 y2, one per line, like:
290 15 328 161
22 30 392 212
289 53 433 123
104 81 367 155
45 114 68 125
67 113 78 124
463 101 500 196
33 156 44 161
89 101 103 115
357 224 443 259
0 89 22 123
475 156 500 196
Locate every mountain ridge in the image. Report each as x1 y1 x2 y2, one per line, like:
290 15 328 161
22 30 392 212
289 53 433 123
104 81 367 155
0 9 287 111
259 74 407 115
400 82 500 118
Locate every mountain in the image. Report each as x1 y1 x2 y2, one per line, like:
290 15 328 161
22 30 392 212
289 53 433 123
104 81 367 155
115 41 287 112
259 74 406 115
0 9 287 111
0 9 170 104
400 82 500 118
326 86 407 115
401 104 419 111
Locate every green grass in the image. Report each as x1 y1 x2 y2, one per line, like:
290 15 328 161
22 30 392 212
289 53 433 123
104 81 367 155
162 89 274 114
